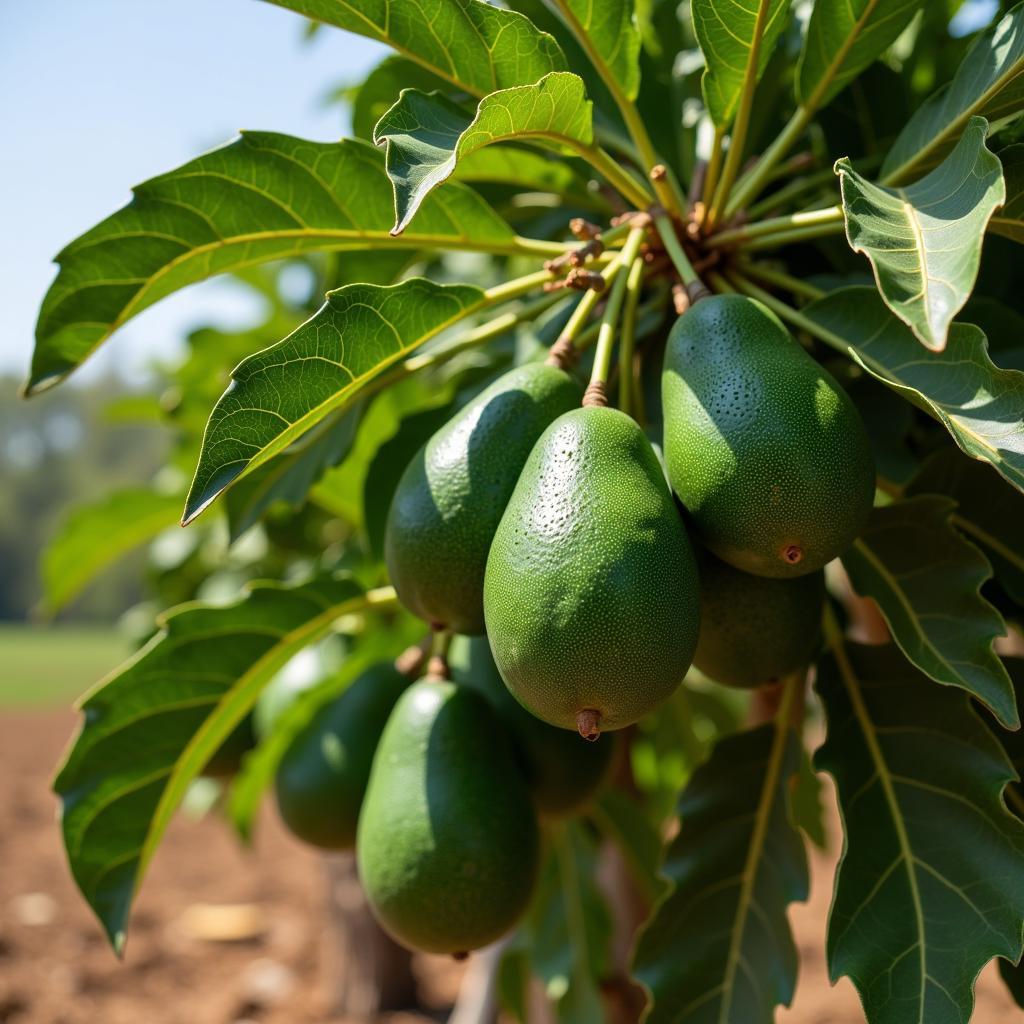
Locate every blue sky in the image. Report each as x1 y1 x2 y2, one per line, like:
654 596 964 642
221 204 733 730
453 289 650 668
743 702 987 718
0 0 386 384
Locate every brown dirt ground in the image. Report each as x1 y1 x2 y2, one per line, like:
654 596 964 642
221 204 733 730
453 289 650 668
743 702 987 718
1 712 1021 1024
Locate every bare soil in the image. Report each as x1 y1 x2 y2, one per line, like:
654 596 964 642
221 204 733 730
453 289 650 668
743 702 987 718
0 712 1020 1023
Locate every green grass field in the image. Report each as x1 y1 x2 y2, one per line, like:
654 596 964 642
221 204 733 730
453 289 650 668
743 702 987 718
0 624 129 707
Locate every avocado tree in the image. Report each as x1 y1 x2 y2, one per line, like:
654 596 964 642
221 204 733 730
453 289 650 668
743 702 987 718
32 1 1024 1021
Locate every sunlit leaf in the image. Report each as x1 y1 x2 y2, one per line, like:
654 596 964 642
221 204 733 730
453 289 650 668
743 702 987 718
549 0 641 101
836 117 1005 350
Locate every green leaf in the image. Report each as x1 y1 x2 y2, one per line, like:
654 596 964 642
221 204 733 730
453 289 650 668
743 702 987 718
350 55 455 141
692 0 791 128
53 572 371 951
841 496 1015 727
182 278 485 524
549 0 641 101
42 488 182 614
816 641 1024 1024
802 286 1024 494
881 3 1024 185
632 720 808 1024
836 117 1005 351
264 0 567 97
28 134 528 394
374 73 593 234
790 749 828 850
453 146 596 204
908 448 1024 605
797 0 926 112
991 143 1024 243
590 788 667 903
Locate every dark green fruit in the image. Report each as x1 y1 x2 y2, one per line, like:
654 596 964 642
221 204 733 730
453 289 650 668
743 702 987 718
448 635 614 816
202 715 255 777
484 406 700 736
274 662 410 850
357 679 539 955
385 362 581 635
662 294 874 578
693 547 825 688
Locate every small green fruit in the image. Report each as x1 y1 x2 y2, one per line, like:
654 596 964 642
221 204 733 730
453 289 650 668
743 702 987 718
662 294 874 577
385 362 581 634
358 680 539 955
274 662 410 850
693 547 825 688
484 406 700 736
448 635 614 816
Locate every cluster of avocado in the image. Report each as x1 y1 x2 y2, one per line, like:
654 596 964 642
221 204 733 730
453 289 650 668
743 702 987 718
270 293 874 958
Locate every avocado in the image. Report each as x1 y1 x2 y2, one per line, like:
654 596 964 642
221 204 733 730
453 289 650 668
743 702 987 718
357 680 540 955
484 406 700 736
202 714 255 778
274 662 410 850
385 362 581 635
693 546 825 688
662 294 874 577
448 635 614 815
254 670 319 739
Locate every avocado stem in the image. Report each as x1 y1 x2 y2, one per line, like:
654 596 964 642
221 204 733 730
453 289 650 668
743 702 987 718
395 635 433 678
576 709 602 741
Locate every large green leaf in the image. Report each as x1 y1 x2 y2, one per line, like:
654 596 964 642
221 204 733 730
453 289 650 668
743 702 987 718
908 448 1024 605
816 641 1024 1024
28 134 534 394
991 143 1024 243
590 788 666 903
264 0 566 96
53 573 373 951
692 0 791 128
182 278 485 524
42 488 182 614
632 722 808 1024
796 0 926 112
549 0 641 101
881 3 1024 184
802 286 1024 494
836 117 1005 351
349 55 455 141
374 73 593 233
841 496 1015 727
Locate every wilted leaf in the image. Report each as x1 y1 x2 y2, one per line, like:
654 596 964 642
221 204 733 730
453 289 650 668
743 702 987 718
632 721 808 1024
802 286 1024 494
841 496 1015 726
836 117 1005 350
816 641 1024 1024
882 3 1024 184
991 143 1024 243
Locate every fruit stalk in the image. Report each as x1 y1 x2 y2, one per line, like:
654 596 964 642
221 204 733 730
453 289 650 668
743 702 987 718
706 206 844 250
733 261 826 303
618 256 646 415
652 214 707 306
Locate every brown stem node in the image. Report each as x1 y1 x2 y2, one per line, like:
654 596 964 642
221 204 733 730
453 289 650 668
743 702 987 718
394 636 432 679
569 218 602 241
565 268 606 292
425 653 450 682
545 335 580 370
576 709 602 741
650 164 667 182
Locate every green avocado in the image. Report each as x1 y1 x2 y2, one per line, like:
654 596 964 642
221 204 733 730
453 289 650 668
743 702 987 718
274 662 410 850
662 294 874 577
484 406 700 735
357 679 539 955
693 547 826 688
385 362 581 635
202 714 255 778
254 670 319 739
448 634 614 816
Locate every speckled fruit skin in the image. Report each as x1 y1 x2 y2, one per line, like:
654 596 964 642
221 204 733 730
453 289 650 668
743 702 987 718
357 680 539 955
448 634 615 816
274 662 410 850
484 406 700 732
693 546 825 688
662 294 874 578
385 363 581 635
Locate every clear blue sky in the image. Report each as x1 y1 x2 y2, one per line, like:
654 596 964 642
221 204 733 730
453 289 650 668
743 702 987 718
0 0 386 385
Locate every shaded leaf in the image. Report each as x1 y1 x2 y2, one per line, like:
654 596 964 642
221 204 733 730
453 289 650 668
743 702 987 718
28 134 526 393
632 721 808 1024
374 73 592 234
42 488 182 614
882 3 1024 184
692 0 790 128
841 496 1015 726
183 279 485 524
590 788 667 903
550 0 641 101
816 641 1024 1024
265 0 566 96
802 286 1024 494
53 573 370 951
797 0 926 112
991 143 1024 243
790 749 829 850
349 55 455 141
908 448 1024 605
836 117 1005 351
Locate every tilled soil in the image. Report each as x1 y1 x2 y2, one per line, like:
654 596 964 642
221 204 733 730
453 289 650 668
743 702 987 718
1 711 1020 1023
